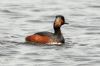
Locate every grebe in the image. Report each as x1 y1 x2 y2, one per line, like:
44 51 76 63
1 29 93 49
25 15 68 45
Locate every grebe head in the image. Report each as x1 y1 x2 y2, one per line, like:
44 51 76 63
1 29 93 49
54 15 68 28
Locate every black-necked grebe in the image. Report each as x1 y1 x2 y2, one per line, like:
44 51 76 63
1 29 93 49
25 15 68 45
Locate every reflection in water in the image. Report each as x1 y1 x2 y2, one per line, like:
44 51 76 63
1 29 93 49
0 0 100 66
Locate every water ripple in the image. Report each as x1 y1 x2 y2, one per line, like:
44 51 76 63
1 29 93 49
0 0 100 66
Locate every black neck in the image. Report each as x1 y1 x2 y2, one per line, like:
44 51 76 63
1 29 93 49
54 27 62 35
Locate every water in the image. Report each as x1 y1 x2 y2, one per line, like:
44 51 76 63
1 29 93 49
0 0 100 66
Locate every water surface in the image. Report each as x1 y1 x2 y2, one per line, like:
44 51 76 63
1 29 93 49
0 0 100 66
